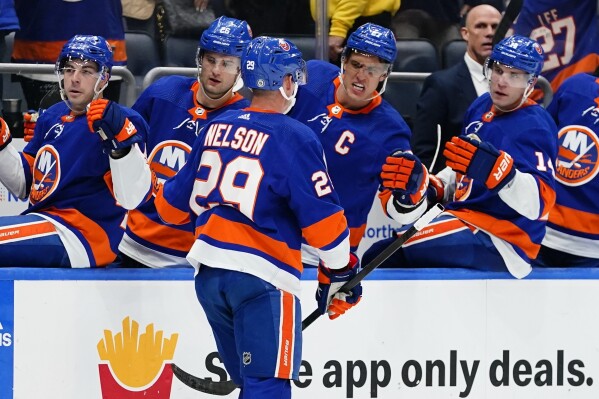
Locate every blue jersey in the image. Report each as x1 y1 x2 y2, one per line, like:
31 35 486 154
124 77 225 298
155 108 350 296
13 0 126 65
21 101 149 266
288 60 411 253
445 93 557 268
119 76 250 267
544 73 599 257
509 0 599 93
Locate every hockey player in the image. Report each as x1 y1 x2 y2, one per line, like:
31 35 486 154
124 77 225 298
364 35 557 278
507 0 599 95
154 36 362 398
288 23 413 266
534 72 599 267
117 16 252 268
0 35 151 268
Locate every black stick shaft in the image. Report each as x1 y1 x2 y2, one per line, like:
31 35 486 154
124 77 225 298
301 203 444 330
492 0 524 45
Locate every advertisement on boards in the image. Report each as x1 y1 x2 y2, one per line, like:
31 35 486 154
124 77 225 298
0 280 14 399
6 277 599 399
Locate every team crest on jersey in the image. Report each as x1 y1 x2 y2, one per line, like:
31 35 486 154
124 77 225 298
465 120 484 136
30 145 61 204
148 140 192 184
555 124 599 186
454 173 472 201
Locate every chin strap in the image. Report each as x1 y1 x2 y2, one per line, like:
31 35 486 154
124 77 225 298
495 81 535 113
58 70 109 114
279 81 298 114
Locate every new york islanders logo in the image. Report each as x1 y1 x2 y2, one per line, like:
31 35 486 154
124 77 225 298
555 125 599 186
454 173 472 201
30 145 60 204
148 140 192 184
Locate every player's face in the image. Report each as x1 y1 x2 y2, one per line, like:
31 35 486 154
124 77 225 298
198 51 241 100
461 5 501 64
488 62 532 109
339 52 389 109
61 60 105 112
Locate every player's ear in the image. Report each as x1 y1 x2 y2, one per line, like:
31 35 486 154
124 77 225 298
283 74 294 92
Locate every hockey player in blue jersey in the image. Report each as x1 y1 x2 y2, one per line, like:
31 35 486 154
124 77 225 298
117 16 252 268
154 36 362 398
534 72 599 267
0 35 151 267
507 0 599 96
364 35 557 278
288 23 413 266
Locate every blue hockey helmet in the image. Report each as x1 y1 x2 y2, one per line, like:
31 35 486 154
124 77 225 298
488 35 544 76
343 23 397 64
56 35 114 74
241 36 306 90
198 16 252 58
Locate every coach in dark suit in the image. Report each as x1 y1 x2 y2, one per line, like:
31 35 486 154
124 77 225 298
411 4 501 173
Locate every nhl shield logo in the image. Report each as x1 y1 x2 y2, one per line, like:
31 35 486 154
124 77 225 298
243 352 252 365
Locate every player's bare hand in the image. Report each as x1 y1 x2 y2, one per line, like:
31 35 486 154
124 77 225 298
329 35 345 62
194 0 209 12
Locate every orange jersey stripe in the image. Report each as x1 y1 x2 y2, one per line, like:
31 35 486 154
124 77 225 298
548 203 599 235
550 53 599 93
448 208 540 258
13 39 127 64
302 210 348 249
0 220 56 243
276 290 295 379
538 178 556 219
154 185 191 225
127 209 195 252
349 224 366 249
404 217 471 246
22 152 35 174
195 214 302 272
44 207 116 265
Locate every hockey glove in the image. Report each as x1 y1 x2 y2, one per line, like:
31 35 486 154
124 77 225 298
380 151 429 207
0 117 12 151
426 173 445 203
443 135 515 192
23 110 39 142
87 99 142 154
316 253 362 320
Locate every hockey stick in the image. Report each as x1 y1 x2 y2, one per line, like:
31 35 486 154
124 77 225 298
302 202 444 329
492 0 524 46
171 203 445 395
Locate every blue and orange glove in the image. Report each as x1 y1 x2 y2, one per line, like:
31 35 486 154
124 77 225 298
87 99 142 154
380 151 429 208
443 135 515 192
23 110 39 142
0 117 12 151
316 253 362 320
426 173 445 203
